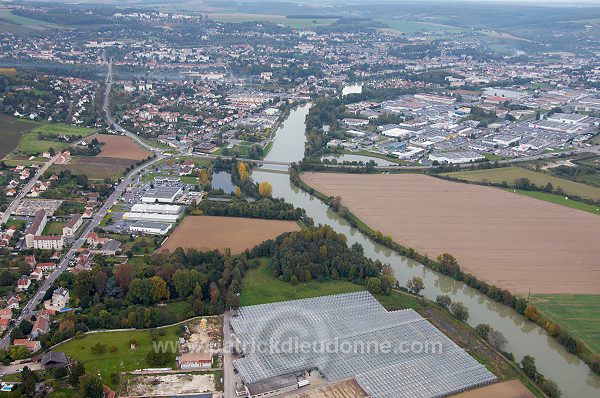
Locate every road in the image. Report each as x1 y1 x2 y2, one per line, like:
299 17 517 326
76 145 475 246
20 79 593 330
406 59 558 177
103 59 161 153
0 153 61 226
222 312 236 398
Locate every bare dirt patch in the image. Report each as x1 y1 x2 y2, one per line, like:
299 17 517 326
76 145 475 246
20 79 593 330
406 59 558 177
97 134 150 160
285 379 367 398
124 373 215 397
449 380 534 398
161 216 300 254
302 172 600 295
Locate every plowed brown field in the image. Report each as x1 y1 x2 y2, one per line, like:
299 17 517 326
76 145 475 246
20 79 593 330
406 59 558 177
161 216 300 254
97 134 150 160
449 380 534 398
302 172 600 294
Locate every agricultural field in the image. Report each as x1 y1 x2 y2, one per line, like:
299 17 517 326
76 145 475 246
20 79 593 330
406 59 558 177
0 114 36 159
442 166 600 201
530 294 600 353
55 325 179 384
449 380 535 398
8 122 94 157
0 9 61 33
96 134 151 160
302 172 600 295
206 13 337 28
240 259 365 306
50 156 133 180
161 216 300 254
377 19 466 34
50 134 151 179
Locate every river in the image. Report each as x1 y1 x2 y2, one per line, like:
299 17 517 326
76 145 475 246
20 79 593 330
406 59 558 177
252 102 600 398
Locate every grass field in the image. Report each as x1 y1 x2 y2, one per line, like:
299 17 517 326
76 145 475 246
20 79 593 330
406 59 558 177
508 189 600 215
443 166 600 201
42 221 64 236
378 19 466 34
240 259 365 306
0 114 37 159
161 216 300 255
55 325 179 385
0 9 61 33
11 123 94 156
207 13 336 28
302 172 600 294
530 294 600 354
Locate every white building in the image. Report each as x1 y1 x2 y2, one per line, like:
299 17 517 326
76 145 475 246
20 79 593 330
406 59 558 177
122 212 179 223
51 288 70 308
129 221 172 235
130 203 184 215
33 236 64 250
141 187 183 203
62 214 83 237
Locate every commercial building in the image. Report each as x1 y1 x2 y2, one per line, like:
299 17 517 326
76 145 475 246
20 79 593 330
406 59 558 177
130 203 184 215
141 186 182 203
122 212 179 223
429 150 485 164
129 221 172 235
62 214 83 237
231 292 496 398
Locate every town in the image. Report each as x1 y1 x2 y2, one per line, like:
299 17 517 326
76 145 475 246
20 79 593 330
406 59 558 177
1 1 600 398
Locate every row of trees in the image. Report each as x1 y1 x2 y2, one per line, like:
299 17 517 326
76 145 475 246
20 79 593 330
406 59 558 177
191 197 311 222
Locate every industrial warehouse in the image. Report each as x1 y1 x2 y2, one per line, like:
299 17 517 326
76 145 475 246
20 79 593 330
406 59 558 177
229 292 496 398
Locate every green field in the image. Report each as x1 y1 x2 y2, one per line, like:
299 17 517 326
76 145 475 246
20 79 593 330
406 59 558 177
0 9 61 33
443 166 600 200
42 221 64 236
55 325 180 384
207 13 336 28
531 294 600 353
240 259 365 306
378 19 466 34
508 189 600 215
11 123 95 156
0 114 37 159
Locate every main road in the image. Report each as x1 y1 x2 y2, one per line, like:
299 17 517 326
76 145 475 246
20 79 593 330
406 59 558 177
0 153 60 226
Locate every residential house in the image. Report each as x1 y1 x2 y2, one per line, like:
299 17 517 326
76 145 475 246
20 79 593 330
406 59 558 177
17 277 31 291
13 339 41 353
62 214 83 237
31 311 50 338
51 288 69 308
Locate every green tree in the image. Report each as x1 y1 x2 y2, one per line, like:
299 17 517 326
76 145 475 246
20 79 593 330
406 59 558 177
19 366 36 397
127 278 153 305
79 373 103 398
149 276 169 302
450 302 469 322
475 324 491 340
367 277 382 294
172 269 207 298
436 295 452 309
406 276 424 294
436 253 460 277
69 361 86 387
521 355 538 380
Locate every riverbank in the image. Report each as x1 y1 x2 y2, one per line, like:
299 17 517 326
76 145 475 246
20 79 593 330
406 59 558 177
292 168 600 377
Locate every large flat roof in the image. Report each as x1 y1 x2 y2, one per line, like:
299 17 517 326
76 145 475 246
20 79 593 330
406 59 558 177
231 292 496 398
